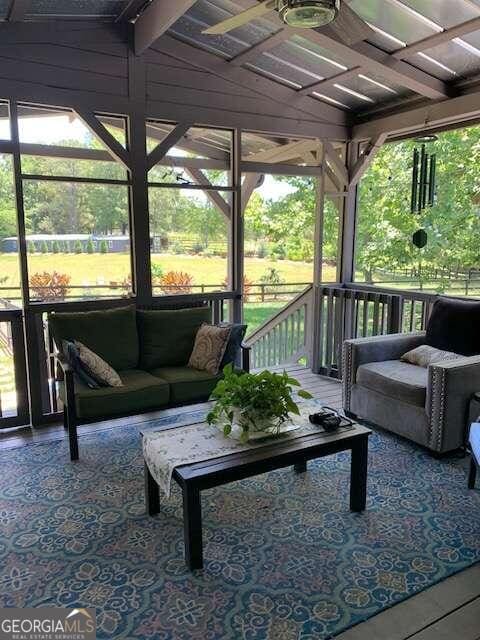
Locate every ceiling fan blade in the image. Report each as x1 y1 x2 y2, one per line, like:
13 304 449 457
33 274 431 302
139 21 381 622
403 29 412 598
327 3 376 45
203 1 275 35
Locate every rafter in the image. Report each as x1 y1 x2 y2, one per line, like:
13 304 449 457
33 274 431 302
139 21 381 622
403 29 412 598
155 36 348 130
393 16 480 60
135 0 197 55
230 29 287 66
147 123 191 171
231 1 448 100
297 68 361 97
287 23 450 100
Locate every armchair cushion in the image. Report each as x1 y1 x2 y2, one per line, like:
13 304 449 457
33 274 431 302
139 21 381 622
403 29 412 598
357 360 428 407
426 297 480 356
151 366 220 404
49 305 138 371
60 369 170 420
137 307 211 369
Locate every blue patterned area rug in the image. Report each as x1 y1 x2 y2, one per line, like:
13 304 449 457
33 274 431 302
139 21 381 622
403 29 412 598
1 409 479 640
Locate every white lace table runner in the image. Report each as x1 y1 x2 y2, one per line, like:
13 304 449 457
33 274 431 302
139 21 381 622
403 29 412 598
143 404 345 497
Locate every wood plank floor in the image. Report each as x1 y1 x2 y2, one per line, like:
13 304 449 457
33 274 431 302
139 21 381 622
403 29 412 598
0 364 478 639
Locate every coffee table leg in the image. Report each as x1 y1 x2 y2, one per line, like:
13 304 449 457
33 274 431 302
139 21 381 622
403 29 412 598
145 462 160 516
294 461 307 474
350 435 368 512
182 484 203 570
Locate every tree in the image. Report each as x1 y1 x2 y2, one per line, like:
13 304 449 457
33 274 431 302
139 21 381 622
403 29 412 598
86 239 94 254
74 240 82 254
52 240 60 254
40 240 48 254
100 240 108 254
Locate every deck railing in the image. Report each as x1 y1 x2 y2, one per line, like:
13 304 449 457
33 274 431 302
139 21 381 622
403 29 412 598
245 282 458 377
244 285 313 369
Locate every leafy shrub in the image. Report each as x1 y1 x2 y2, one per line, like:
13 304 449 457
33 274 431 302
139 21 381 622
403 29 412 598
257 244 268 259
100 240 108 254
40 240 48 254
159 271 193 294
27 241 36 254
151 262 164 281
74 240 82 254
52 241 60 254
30 271 71 300
260 268 284 299
172 241 183 255
270 243 286 260
86 239 94 254
192 242 204 255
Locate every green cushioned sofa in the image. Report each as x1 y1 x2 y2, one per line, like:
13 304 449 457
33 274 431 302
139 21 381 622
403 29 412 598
48 304 250 461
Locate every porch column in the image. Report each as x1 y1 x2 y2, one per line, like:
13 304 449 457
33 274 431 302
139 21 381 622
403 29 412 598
340 141 360 284
310 147 326 374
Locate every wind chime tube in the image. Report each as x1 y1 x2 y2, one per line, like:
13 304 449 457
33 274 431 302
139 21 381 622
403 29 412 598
428 154 436 207
420 145 428 211
411 148 419 214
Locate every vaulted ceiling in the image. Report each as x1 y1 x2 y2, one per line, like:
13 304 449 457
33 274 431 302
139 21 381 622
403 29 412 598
5 0 480 140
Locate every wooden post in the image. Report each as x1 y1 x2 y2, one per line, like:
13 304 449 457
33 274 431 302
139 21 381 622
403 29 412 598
128 53 152 305
310 147 326 374
230 128 243 323
340 141 360 285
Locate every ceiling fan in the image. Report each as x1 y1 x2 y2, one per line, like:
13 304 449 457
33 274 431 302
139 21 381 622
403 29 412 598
203 0 374 45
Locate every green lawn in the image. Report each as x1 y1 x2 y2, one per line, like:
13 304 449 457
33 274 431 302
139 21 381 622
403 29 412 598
244 302 285 334
0 252 335 291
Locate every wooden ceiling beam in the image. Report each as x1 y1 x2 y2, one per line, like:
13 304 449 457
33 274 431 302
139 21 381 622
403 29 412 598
230 29 287 65
135 0 197 55
353 88 480 140
155 36 349 130
74 108 132 168
393 16 480 60
184 168 231 219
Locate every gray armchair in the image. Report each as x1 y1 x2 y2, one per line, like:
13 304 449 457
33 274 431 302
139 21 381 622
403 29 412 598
342 331 480 454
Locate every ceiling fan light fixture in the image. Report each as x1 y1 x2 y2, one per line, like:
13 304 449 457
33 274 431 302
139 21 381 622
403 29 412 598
279 0 339 29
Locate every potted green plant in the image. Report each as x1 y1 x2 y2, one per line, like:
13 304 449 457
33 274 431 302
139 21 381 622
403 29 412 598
207 364 313 442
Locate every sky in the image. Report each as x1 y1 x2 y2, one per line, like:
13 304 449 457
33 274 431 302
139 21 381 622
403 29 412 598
0 114 295 201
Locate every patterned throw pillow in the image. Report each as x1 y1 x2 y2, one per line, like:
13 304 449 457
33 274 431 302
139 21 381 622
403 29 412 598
75 340 123 387
401 344 461 368
188 323 232 375
62 340 100 389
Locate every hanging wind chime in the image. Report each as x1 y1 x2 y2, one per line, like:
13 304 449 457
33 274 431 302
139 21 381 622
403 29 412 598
410 134 437 248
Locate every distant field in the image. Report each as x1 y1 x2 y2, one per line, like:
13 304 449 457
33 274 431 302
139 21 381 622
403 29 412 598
0 252 332 291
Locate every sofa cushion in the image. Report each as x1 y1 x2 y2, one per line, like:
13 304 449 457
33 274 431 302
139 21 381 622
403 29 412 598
60 369 169 420
49 305 139 371
151 366 220 404
401 344 461 368
426 296 480 356
357 360 428 407
75 340 123 387
138 307 211 369
188 323 231 375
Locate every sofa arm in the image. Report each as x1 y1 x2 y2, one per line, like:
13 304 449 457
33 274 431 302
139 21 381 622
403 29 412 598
427 355 480 452
342 331 426 412
56 354 75 406
241 342 251 373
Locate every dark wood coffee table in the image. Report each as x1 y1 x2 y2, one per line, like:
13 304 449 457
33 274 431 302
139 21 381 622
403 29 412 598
144 422 371 570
